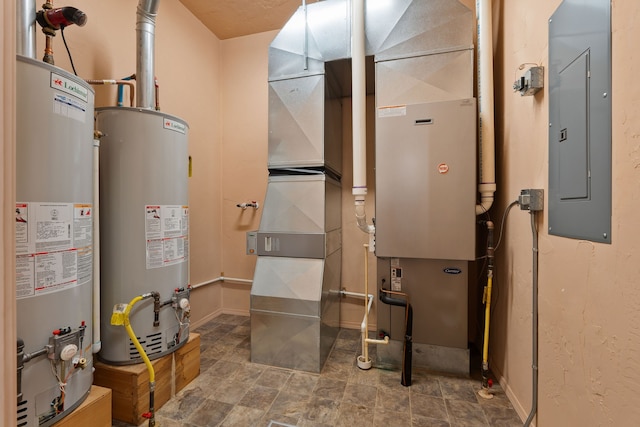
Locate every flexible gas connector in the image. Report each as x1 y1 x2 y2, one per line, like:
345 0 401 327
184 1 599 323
111 293 157 426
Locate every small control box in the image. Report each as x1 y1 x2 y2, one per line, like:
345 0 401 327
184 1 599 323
513 66 544 96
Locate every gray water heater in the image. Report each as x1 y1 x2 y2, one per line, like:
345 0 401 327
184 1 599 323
96 107 191 364
16 55 95 427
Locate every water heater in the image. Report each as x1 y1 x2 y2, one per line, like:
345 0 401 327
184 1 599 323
96 107 191 364
16 55 95 427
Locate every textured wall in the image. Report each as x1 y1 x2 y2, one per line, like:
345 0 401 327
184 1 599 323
492 0 640 424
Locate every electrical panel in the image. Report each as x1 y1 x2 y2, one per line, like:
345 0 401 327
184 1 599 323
548 0 611 243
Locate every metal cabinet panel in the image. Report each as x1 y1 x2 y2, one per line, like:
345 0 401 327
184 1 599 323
558 52 589 200
375 99 476 260
376 49 474 107
549 0 611 243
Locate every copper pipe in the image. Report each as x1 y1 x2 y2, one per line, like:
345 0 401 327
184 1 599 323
154 77 160 111
85 80 135 107
42 0 55 64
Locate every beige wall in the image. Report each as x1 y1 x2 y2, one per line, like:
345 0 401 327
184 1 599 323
216 31 274 315
493 0 640 424
2 1 16 424
7 1 640 425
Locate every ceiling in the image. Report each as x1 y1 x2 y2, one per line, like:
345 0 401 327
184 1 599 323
179 0 319 40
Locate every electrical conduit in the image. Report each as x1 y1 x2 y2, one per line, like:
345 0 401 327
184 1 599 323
523 211 539 426
475 0 497 215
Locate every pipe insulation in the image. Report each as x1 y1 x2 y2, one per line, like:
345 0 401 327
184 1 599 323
136 0 160 109
475 0 497 215
351 0 374 236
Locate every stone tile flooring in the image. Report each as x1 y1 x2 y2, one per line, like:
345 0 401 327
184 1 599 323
113 314 523 427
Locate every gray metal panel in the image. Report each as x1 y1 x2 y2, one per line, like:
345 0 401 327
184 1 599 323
257 232 326 258
259 174 341 233
549 0 611 243
376 340 469 376
558 53 589 200
375 99 477 260
268 73 343 174
251 310 321 372
377 258 469 350
256 230 341 259
376 49 474 107
366 0 473 60
269 75 325 168
268 0 350 81
268 0 473 81
324 63 344 174
250 250 340 373
251 256 324 305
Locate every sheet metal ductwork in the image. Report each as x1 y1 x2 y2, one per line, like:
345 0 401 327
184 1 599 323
253 0 476 374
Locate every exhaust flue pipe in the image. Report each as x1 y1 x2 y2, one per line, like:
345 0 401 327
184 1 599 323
17 0 37 58
136 0 160 109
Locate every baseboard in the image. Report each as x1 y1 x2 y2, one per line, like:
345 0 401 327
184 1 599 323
190 307 223 329
339 320 374 331
493 363 530 425
222 308 250 317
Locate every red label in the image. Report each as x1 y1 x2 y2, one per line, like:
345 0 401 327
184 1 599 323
438 163 449 174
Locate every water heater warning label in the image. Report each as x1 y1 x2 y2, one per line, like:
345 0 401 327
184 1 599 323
145 205 189 269
15 202 92 299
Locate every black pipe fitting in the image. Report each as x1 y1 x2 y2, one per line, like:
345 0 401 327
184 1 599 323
379 288 413 386
152 292 161 327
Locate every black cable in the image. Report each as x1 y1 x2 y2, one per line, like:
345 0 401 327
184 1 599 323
495 200 519 251
60 26 78 76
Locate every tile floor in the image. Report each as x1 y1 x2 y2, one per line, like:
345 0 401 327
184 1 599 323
113 314 523 427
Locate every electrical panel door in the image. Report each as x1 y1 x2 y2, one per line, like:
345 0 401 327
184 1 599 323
549 0 611 243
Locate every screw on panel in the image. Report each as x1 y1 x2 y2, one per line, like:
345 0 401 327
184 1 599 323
603 233 607 239
603 93 608 98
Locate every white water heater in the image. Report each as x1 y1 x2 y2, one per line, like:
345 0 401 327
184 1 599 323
96 107 191 364
16 55 95 427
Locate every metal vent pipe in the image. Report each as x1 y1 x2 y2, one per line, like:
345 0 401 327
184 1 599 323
17 0 37 58
136 0 159 109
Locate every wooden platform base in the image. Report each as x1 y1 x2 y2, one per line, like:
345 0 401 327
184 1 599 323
93 333 200 425
53 385 112 427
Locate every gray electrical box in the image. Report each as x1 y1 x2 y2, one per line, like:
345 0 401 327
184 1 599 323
548 0 611 243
